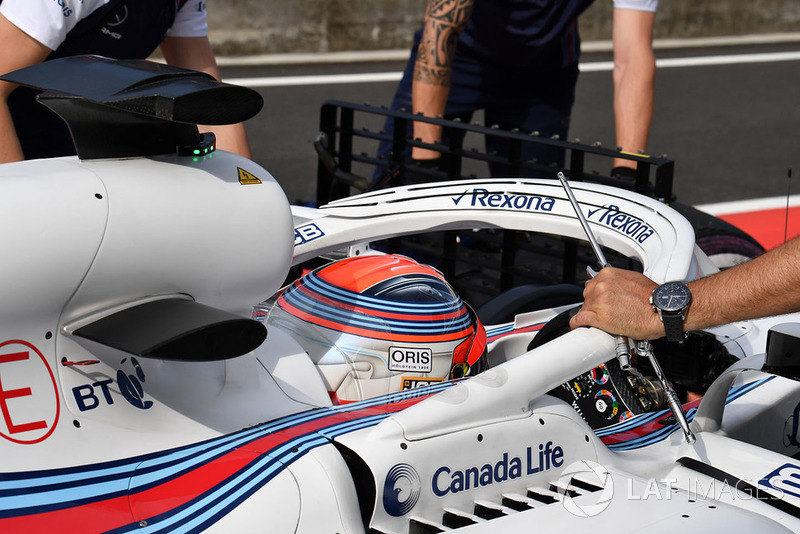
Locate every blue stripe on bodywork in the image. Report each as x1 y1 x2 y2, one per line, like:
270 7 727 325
0 381 455 526
603 377 775 450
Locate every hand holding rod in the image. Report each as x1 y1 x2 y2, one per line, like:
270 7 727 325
556 172 695 444
556 172 632 370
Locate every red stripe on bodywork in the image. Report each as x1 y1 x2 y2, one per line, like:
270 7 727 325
598 399 701 446
0 394 433 532
0 495 133 534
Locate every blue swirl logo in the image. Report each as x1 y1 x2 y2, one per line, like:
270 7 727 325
117 357 153 410
383 463 421 517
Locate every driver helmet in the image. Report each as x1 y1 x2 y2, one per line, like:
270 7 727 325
266 254 487 403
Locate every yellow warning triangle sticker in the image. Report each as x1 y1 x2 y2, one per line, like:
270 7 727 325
238 167 262 185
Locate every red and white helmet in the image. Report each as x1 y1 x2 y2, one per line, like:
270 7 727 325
266 254 487 403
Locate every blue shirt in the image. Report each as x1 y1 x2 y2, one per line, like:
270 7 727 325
458 0 595 70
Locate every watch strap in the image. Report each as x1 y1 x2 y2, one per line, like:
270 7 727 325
661 311 685 342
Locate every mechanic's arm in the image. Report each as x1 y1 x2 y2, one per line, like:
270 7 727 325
160 36 253 158
611 7 656 171
411 0 473 160
570 236 800 339
0 12 51 164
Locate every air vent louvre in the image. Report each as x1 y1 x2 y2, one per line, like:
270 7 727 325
501 495 533 511
442 510 478 528
409 518 445 534
568 476 604 493
473 502 506 520
392 480 570 531
527 488 559 504
549 482 579 497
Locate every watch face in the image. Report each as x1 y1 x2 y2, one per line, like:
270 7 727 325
652 281 691 313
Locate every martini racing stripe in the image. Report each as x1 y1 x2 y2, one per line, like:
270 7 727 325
1 402 373 499
0 418 330 525
120 397 443 532
605 408 699 451
125 433 334 534
279 277 473 341
594 407 669 437
283 286 471 335
289 271 470 320
726 375 775 402
486 324 515 339
0 384 452 532
485 322 546 344
122 430 347 534
303 270 460 313
276 300 469 342
598 377 774 449
291 281 469 324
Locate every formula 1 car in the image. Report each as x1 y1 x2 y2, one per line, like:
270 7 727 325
1 56 800 533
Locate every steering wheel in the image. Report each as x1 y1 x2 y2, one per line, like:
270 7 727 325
526 304 582 352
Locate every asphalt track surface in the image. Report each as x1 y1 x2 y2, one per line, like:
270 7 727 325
219 39 800 245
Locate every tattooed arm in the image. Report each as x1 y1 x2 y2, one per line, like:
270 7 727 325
411 0 474 160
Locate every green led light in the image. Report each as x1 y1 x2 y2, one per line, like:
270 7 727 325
193 149 201 155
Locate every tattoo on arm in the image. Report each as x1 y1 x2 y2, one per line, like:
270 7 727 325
414 0 474 86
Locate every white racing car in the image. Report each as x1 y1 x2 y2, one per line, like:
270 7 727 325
1 56 799 533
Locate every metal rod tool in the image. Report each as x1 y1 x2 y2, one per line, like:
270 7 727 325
636 341 696 443
556 171 696 444
557 172 632 371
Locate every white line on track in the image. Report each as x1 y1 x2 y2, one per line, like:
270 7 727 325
696 195 800 216
223 50 800 88
224 71 402 88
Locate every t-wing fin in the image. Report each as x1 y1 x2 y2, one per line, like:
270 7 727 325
0 55 263 159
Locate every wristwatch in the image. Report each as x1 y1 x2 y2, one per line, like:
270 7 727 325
650 281 692 342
